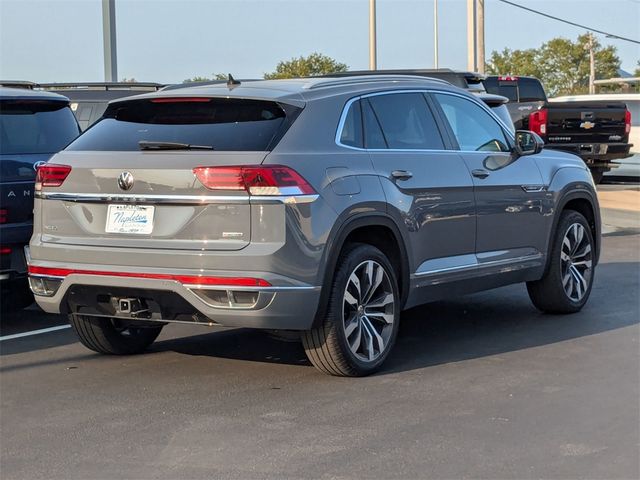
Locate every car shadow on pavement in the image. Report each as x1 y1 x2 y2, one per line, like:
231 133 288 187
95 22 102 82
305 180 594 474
152 261 639 375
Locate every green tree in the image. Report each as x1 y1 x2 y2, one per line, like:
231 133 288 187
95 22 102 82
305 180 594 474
634 60 640 77
182 73 227 83
486 47 543 79
264 52 348 79
486 34 621 96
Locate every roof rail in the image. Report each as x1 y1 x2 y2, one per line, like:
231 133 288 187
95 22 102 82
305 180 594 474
40 82 164 91
0 80 39 89
304 74 451 90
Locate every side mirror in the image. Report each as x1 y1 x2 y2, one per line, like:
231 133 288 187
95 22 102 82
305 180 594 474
513 130 544 157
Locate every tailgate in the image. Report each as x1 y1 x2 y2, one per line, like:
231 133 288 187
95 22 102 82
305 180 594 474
38 151 267 251
546 101 628 144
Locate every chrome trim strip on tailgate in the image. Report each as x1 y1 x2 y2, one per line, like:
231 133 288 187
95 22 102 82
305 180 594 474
35 192 319 205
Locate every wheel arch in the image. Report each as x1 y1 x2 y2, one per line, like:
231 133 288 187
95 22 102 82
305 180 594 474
546 189 601 273
312 213 411 329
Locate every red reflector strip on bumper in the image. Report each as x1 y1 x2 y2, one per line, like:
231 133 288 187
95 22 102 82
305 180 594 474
28 265 271 287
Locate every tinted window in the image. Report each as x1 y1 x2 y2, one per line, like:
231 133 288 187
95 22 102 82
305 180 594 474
435 93 510 152
362 99 387 149
0 100 79 155
491 104 516 133
517 78 546 102
67 98 298 151
340 100 363 148
484 78 518 102
367 93 444 150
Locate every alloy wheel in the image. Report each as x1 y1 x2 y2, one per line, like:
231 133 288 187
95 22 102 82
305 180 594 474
342 260 395 362
560 223 593 302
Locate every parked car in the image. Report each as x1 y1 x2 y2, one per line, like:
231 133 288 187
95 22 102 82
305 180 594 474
41 82 164 130
550 93 639 183
28 76 600 376
485 75 632 183
0 86 80 309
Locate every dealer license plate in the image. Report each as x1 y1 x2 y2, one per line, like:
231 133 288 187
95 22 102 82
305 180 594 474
105 204 155 235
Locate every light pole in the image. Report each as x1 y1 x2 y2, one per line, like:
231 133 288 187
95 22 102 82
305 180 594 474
369 0 377 70
467 0 477 71
434 0 439 69
102 0 118 82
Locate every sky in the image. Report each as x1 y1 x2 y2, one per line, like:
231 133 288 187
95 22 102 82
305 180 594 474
0 0 638 84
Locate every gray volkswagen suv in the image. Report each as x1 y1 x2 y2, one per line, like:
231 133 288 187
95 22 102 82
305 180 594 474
28 76 600 376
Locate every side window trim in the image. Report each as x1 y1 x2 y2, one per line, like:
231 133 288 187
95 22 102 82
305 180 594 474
422 93 459 151
363 98 389 148
335 89 514 152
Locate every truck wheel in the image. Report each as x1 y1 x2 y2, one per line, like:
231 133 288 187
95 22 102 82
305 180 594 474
590 169 604 184
527 210 595 313
69 315 163 355
1 281 34 312
302 243 400 376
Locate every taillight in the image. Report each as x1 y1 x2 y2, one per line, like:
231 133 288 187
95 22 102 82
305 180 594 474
193 165 315 196
0 209 7 224
625 109 631 135
529 108 548 136
35 164 72 191
0 247 11 255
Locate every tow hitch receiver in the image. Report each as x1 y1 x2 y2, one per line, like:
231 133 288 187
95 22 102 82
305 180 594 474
112 297 151 318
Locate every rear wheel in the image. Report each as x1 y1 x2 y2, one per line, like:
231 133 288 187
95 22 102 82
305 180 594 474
69 315 163 355
302 244 400 377
590 169 605 184
527 210 595 313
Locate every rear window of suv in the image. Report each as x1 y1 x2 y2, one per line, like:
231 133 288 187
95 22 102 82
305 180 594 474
0 100 80 155
67 97 301 151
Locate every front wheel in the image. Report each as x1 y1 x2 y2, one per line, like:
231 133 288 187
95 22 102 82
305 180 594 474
527 210 595 313
302 244 400 377
69 315 163 355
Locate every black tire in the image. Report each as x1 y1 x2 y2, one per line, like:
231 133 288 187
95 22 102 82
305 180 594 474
69 314 163 355
1 281 34 312
302 243 400 377
527 210 595 313
590 169 605 184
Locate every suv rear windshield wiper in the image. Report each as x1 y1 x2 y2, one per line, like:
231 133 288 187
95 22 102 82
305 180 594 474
138 140 214 151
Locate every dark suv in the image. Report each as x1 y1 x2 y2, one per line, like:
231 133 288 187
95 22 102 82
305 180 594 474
28 76 600 376
1 86 80 308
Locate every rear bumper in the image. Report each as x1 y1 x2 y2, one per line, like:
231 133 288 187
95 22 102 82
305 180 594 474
28 260 321 330
0 243 28 285
544 142 632 165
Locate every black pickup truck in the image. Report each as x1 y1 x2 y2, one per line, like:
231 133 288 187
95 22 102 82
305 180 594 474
0 86 80 309
485 76 632 183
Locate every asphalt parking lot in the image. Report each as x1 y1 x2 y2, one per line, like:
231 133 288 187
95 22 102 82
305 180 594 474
1 187 638 480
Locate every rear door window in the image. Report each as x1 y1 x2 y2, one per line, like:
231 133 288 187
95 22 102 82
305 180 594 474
367 93 444 150
0 100 80 154
362 99 387 149
434 93 511 152
67 98 300 151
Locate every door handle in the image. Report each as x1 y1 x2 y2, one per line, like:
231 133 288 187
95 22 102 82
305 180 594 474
391 170 413 181
471 169 490 179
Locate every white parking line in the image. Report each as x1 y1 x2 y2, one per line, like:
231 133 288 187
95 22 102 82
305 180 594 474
0 325 72 341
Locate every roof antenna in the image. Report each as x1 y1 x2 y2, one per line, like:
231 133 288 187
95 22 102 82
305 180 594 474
227 74 241 88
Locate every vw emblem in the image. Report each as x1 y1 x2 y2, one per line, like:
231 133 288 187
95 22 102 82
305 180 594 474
117 171 134 191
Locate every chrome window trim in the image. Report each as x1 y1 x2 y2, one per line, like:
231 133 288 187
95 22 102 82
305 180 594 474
35 191 318 205
335 88 516 152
